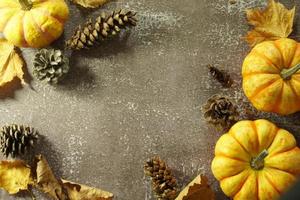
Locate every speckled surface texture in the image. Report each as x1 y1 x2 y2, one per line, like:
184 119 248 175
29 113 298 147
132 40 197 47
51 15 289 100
1 0 300 199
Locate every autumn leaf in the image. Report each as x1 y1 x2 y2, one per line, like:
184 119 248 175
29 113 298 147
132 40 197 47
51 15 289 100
175 175 215 200
0 160 33 194
245 0 295 47
35 155 68 200
0 39 26 87
71 0 110 8
62 179 113 200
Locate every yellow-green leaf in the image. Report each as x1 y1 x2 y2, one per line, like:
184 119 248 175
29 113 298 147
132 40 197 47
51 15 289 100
62 179 113 200
0 39 25 87
245 0 295 47
35 155 68 200
0 160 33 194
176 175 215 200
71 0 110 8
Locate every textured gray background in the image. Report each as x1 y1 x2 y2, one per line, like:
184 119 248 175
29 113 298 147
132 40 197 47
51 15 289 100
1 0 300 199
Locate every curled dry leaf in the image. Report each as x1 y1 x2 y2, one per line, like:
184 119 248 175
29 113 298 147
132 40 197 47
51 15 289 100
245 0 295 47
62 179 113 200
0 39 26 87
35 155 68 200
176 175 215 200
0 160 33 194
71 0 110 8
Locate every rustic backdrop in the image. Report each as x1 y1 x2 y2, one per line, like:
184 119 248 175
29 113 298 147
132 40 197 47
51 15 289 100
1 0 300 199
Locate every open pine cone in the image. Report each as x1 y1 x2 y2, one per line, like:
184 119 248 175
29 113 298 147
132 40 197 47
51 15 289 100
0 124 38 158
33 49 69 84
144 156 178 200
66 9 137 50
203 95 239 130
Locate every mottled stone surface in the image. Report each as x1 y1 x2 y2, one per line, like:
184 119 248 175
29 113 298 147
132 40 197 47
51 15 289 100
1 0 300 200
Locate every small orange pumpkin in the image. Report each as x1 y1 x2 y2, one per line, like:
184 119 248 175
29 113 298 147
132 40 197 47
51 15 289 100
0 0 69 48
211 119 300 200
242 38 300 115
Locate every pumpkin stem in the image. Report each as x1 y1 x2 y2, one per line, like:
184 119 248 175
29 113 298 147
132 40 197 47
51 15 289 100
280 63 300 80
250 149 268 170
18 0 33 10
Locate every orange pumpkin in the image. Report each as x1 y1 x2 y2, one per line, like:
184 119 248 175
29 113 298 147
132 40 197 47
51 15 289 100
242 38 300 115
0 0 69 48
211 119 300 200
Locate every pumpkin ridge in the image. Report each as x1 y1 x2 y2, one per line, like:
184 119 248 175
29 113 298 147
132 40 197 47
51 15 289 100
232 174 252 199
264 172 282 195
268 147 298 159
252 50 281 71
249 78 281 100
265 166 297 177
219 168 248 182
27 10 55 46
33 3 67 24
243 72 279 78
21 12 29 47
1 9 18 34
272 81 283 113
256 173 259 200
215 153 248 163
286 80 300 102
273 40 285 69
287 42 298 68
220 170 251 197
250 121 259 153
229 133 252 157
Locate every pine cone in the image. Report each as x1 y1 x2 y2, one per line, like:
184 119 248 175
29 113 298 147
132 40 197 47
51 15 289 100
144 156 178 200
203 95 239 129
33 49 69 84
65 9 137 50
0 124 38 158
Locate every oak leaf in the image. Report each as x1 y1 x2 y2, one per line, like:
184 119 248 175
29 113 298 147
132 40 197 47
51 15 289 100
0 39 25 87
245 0 295 47
0 160 33 194
175 175 215 200
62 179 113 200
71 0 109 8
35 155 68 200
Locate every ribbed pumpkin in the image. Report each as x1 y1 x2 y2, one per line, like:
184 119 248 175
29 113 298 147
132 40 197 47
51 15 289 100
211 119 300 200
0 0 69 48
242 38 300 115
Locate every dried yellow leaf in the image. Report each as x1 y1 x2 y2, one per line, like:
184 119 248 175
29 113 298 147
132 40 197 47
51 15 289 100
62 179 114 200
0 160 33 194
35 155 68 200
176 175 215 200
245 0 295 47
71 0 109 8
0 39 25 87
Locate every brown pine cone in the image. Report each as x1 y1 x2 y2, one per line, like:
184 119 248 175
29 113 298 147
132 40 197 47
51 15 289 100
66 9 137 50
0 124 38 157
203 95 239 130
207 65 232 88
144 156 178 200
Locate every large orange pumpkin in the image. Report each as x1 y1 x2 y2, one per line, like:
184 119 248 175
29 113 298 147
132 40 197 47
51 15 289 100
242 38 300 115
211 119 300 200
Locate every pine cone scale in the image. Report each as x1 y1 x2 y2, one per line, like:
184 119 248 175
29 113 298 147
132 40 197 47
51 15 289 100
33 49 69 84
203 95 239 130
144 156 178 200
0 125 38 158
66 9 137 50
